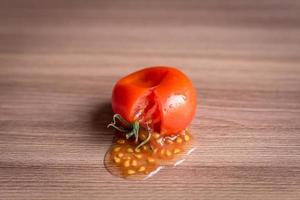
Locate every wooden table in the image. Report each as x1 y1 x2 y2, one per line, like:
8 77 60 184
1 0 299 199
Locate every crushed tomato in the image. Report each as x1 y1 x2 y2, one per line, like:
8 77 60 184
105 66 197 179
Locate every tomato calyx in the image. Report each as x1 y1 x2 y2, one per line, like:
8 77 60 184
107 114 152 150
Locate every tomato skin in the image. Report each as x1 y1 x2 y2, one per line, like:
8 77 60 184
111 66 197 135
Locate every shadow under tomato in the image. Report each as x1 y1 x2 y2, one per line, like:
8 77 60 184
89 101 115 144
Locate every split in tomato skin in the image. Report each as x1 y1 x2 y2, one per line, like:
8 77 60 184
111 66 197 135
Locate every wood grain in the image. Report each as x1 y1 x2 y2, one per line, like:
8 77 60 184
0 0 300 199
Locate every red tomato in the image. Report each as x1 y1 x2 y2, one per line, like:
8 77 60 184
111 66 197 135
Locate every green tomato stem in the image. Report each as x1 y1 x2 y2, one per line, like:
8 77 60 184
107 113 152 150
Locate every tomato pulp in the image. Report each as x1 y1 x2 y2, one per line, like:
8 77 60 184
106 66 197 178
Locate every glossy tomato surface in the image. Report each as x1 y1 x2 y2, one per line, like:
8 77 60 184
111 66 197 135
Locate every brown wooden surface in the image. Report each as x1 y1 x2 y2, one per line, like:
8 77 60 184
1 0 300 199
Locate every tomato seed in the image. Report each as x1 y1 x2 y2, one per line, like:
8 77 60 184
166 149 172 157
113 147 121 152
173 148 181 154
176 137 183 144
138 166 146 172
113 156 121 164
160 149 165 156
131 160 138 167
147 157 155 163
134 154 142 159
117 152 124 158
153 133 160 139
127 170 136 175
127 148 134 153
184 134 190 142
117 139 125 144
124 160 130 167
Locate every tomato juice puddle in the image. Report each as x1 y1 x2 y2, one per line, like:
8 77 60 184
104 128 195 179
